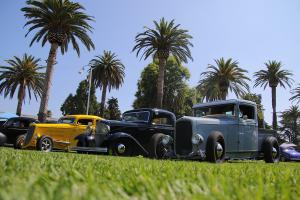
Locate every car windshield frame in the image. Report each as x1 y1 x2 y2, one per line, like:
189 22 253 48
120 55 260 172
193 104 236 118
122 111 150 123
58 117 75 124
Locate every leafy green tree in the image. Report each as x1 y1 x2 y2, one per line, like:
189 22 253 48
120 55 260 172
280 105 300 143
133 57 200 116
22 0 95 122
104 97 121 120
60 80 99 115
254 60 293 130
241 93 265 127
90 51 125 116
133 18 193 108
197 58 250 101
290 85 300 104
0 54 45 116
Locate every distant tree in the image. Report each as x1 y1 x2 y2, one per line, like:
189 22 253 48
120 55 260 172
290 85 300 104
197 58 250 101
254 60 293 130
133 18 193 108
0 54 45 116
22 0 95 122
241 93 265 127
60 80 99 115
133 57 201 117
104 97 121 120
280 105 300 143
90 51 125 116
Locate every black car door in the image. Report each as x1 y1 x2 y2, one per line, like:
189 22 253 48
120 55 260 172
4 119 28 143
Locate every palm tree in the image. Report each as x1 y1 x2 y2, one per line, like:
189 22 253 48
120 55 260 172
21 0 95 122
0 54 45 116
280 105 300 142
132 18 193 108
254 60 293 130
90 51 125 116
197 58 250 101
290 85 300 104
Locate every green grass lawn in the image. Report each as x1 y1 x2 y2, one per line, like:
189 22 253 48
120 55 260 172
0 147 299 200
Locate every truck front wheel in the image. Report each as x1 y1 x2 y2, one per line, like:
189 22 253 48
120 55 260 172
263 137 279 163
206 131 225 163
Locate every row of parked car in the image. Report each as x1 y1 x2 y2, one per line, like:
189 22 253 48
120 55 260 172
1 99 299 163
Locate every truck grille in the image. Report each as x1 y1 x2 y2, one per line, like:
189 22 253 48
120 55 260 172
175 120 193 155
24 126 35 146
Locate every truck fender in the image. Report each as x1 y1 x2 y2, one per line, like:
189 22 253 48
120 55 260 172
105 132 149 156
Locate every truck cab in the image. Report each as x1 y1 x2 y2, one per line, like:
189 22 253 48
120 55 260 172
175 99 279 163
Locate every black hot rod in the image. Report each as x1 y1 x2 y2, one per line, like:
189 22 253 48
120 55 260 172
72 108 175 158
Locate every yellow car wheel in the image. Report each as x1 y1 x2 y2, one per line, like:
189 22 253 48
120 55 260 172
37 136 53 152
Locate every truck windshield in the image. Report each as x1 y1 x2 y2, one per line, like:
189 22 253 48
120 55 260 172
58 117 75 124
123 111 150 123
194 104 235 118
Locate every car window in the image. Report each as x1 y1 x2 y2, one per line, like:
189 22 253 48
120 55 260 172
239 105 255 120
194 104 235 117
123 111 150 123
77 119 93 125
58 117 75 124
152 114 173 126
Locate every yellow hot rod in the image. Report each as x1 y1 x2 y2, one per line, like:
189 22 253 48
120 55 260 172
23 115 103 152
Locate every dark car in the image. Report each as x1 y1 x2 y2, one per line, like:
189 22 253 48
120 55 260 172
72 108 175 158
0 117 38 149
280 143 300 161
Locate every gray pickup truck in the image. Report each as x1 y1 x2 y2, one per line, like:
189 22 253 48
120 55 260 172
174 99 279 163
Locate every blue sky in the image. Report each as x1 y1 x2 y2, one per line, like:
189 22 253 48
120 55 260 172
0 0 300 124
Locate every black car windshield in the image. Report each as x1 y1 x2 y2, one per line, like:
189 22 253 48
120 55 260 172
123 111 150 123
58 117 75 124
194 104 235 118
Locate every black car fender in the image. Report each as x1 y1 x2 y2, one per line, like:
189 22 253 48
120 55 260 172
0 132 7 146
104 132 149 156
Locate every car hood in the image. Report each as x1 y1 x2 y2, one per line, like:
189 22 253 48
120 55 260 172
103 120 147 128
178 116 237 125
33 123 74 128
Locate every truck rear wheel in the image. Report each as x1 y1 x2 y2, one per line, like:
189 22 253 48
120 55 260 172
263 136 279 163
206 131 225 163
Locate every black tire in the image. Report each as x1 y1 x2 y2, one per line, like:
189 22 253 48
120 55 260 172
0 132 7 146
14 135 25 149
263 136 279 163
37 136 53 152
149 133 169 159
206 131 226 163
109 138 133 156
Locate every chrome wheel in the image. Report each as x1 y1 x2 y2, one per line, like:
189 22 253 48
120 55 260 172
216 142 224 159
272 147 278 159
117 143 126 154
41 138 52 152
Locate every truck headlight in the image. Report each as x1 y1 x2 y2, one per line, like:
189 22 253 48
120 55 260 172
96 123 110 135
191 134 204 145
162 135 173 146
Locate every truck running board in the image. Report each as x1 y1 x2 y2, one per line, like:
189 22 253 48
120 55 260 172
71 147 108 153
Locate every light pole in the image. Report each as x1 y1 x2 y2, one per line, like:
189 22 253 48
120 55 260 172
79 65 95 115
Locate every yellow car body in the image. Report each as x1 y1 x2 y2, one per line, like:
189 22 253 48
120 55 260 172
23 115 103 151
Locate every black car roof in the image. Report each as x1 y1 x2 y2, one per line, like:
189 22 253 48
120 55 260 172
123 108 175 116
7 117 38 121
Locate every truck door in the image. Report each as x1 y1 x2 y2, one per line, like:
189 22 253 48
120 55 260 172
238 104 258 152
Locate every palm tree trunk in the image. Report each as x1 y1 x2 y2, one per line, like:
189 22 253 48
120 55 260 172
100 84 107 116
38 43 59 122
16 82 25 116
271 86 277 130
156 58 166 108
